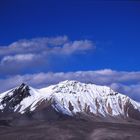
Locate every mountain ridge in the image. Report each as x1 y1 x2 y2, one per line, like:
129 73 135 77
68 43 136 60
0 80 140 121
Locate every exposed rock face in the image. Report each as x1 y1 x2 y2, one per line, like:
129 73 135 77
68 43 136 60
1 83 30 113
124 100 140 120
0 80 140 121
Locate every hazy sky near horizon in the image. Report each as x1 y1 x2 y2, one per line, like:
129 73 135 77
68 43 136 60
0 0 140 101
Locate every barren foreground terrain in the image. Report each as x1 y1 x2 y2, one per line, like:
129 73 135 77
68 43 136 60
0 119 140 140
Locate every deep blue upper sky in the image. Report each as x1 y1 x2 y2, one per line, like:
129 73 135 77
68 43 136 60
1 0 140 101
0 0 140 72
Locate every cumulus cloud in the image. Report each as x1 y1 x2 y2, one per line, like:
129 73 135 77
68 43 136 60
0 69 140 101
0 36 95 74
60 40 94 54
0 37 139 101
1 54 36 64
0 53 43 75
0 36 94 56
0 36 69 56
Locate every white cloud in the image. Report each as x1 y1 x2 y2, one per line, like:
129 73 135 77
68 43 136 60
0 36 69 56
1 54 36 64
0 69 140 101
0 36 95 74
0 36 95 56
61 40 94 54
0 37 139 101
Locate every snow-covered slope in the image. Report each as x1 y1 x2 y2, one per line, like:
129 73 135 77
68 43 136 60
0 81 140 120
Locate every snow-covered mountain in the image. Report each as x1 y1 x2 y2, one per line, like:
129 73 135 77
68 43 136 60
0 80 140 120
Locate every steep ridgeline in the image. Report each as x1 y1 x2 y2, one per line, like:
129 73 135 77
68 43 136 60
0 81 140 120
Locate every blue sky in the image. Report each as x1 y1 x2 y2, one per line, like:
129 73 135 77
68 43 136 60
0 0 140 101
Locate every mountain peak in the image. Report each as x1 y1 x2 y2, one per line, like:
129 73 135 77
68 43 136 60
0 83 31 112
19 83 29 89
0 81 140 120
59 80 79 84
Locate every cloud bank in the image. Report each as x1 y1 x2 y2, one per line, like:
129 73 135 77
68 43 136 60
0 69 140 101
0 36 139 101
0 36 95 75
